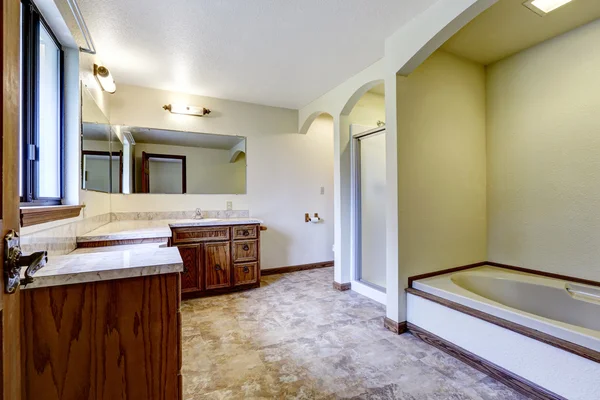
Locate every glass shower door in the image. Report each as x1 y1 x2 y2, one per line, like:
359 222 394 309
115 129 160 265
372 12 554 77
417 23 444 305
356 130 386 290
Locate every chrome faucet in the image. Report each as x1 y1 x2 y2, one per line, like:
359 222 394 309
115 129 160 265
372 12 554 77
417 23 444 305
194 208 203 219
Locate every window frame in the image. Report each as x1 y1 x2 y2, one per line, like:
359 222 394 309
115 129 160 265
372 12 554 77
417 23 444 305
20 0 65 205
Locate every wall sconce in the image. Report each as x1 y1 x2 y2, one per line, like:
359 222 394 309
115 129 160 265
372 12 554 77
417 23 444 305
93 64 116 93
162 104 211 117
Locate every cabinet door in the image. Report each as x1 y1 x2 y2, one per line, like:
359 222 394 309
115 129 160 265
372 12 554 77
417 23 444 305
234 262 258 286
205 242 231 290
177 244 201 292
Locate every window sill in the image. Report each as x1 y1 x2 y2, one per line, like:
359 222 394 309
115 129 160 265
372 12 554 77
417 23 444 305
20 205 85 227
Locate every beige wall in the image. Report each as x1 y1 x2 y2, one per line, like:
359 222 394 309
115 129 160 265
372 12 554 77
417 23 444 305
397 50 487 282
349 91 386 126
486 19 600 281
109 85 335 270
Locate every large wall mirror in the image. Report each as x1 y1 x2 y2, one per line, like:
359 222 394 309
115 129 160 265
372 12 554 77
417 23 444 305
111 127 246 195
81 87 247 195
81 87 119 193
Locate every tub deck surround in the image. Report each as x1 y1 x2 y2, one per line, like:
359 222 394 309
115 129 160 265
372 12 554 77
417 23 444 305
406 323 566 400
411 266 600 355
19 246 183 289
407 265 600 399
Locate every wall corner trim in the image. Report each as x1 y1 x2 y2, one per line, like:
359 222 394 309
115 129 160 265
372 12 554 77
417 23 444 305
384 318 408 335
333 281 351 291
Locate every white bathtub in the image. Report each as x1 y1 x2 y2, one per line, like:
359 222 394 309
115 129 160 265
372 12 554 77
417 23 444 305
412 266 600 352
408 265 600 400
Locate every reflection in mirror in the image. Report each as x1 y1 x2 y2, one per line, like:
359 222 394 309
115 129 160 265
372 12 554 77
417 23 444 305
81 124 119 192
111 127 246 195
81 87 117 193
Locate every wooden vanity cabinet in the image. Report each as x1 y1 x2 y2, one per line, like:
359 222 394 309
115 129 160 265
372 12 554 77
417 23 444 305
171 224 260 297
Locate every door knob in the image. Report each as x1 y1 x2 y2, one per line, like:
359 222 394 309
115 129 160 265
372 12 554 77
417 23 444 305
4 230 48 293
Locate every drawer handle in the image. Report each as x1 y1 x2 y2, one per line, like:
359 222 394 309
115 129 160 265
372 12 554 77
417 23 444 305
243 266 249 273
242 244 250 251
183 266 188 274
214 265 222 271
243 230 250 236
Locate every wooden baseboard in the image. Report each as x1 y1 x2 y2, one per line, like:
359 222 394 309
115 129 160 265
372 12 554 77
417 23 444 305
182 282 260 300
406 288 600 364
261 261 333 276
383 318 407 334
407 323 566 400
332 281 351 291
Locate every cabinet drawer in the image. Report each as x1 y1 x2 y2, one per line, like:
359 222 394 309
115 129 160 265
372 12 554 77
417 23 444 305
232 225 257 240
172 226 230 244
234 263 258 286
177 244 201 292
205 242 231 290
232 240 258 263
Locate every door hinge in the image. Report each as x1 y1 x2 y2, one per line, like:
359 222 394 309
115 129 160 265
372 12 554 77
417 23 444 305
27 144 37 161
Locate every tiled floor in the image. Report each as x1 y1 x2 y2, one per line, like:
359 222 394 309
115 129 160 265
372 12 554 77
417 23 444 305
181 267 527 399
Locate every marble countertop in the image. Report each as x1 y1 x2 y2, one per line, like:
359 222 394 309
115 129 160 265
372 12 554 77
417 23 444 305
21 245 183 289
77 218 263 243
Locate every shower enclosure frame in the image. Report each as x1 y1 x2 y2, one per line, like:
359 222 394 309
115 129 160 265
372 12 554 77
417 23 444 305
350 125 387 304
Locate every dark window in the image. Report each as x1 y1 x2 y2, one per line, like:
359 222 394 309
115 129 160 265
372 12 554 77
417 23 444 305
20 0 64 205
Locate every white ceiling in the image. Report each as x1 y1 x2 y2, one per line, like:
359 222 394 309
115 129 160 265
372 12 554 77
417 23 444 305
442 0 600 65
76 0 437 109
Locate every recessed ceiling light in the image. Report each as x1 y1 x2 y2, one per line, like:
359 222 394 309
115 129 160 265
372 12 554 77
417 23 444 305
523 0 575 16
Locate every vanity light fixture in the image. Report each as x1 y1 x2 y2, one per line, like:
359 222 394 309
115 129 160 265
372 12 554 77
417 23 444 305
523 0 574 15
163 104 212 117
93 64 116 93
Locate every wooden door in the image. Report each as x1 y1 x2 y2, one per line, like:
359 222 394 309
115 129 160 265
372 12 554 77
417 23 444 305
204 242 231 290
1 0 23 397
141 151 150 193
177 244 202 293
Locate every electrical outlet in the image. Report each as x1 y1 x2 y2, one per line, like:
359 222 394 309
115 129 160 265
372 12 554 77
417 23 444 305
226 201 233 211
320 186 325 195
